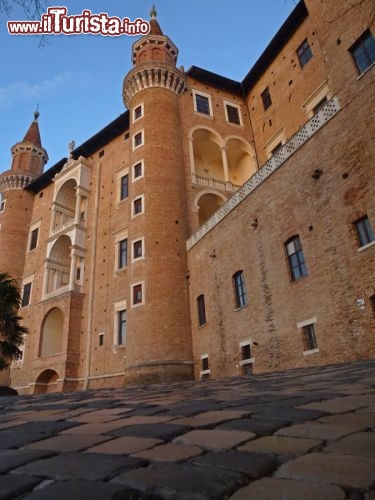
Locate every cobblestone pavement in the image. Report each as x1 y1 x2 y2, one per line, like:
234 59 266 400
1 360 375 499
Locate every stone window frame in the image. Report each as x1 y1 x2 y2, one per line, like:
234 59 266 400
297 317 319 355
132 194 145 218
264 129 286 159
28 219 42 252
223 100 243 126
116 166 129 204
131 237 145 263
131 281 145 308
132 160 144 183
98 332 105 346
200 354 210 379
192 89 213 117
239 339 255 366
302 80 332 118
133 102 144 123
113 299 127 346
114 229 128 272
132 130 144 151
0 197 5 213
20 274 34 308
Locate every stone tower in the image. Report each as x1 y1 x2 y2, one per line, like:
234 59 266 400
0 112 48 282
122 8 193 383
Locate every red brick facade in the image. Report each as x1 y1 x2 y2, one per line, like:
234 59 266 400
0 0 374 393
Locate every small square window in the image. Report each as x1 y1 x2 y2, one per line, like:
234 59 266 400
133 162 143 179
134 105 143 121
261 87 272 110
271 142 283 156
133 240 143 259
133 284 143 305
354 215 375 247
99 150 105 158
124 132 129 141
120 174 129 201
197 294 206 326
297 39 313 67
133 132 143 149
133 197 143 216
195 94 211 115
226 104 241 125
29 228 39 251
118 239 128 269
350 30 375 74
21 282 32 307
302 324 318 351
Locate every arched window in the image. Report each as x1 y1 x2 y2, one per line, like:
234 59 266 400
39 308 64 357
233 271 247 309
285 235 308 282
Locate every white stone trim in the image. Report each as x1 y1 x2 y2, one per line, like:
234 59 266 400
132 194 145 218
193 89 213 117
131 280 145 308
187 96 341 250
303 79 332 118
133 102 144 123
223 100 243 126
297 317 318 328
131 237 145 263
0 174 33 193
132 160 144 182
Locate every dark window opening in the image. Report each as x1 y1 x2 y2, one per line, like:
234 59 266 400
134 132 143 148
29 228 39 251
201 356 209 371
302 324 318 351
133 197 143 215
118 239 128 269
233 271 248 308
312 96 328 114
226 105 241 125
297 39 313 67
195 94 211 115
21 282 32 307
133 284 143 305
134 162 143 179
133 240 143 259
197 294 206 326
120 174 129 200
241 344 251 360
354 215 375 247
117 310 126 345
261 87 272 110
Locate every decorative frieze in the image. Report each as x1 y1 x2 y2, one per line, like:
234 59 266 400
0 173 33 193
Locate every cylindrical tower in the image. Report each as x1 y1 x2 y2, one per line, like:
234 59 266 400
0 112 48 282
122 9 193 383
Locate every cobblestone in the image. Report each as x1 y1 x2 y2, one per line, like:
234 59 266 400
0 360 374 498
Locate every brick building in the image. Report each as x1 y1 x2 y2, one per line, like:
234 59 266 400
0 0 374 393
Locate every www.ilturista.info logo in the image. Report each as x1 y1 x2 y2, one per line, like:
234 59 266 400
7 7 151 36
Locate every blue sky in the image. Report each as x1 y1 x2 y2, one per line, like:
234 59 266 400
0 1 297 174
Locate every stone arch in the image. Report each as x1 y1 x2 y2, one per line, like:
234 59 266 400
191 128 225 182
39 307 64 358
225 136 257 186
53 179 77 231
196 190 227 226
34 369 59 394
46 235 72 294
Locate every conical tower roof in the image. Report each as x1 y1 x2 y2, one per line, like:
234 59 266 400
149 5 163 36
22 110 42 148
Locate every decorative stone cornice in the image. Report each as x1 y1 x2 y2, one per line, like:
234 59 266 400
0 173 33 193
11 142 48 165
123 63 186 108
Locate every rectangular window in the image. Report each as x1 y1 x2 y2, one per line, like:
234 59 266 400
261 87 272 110
133 131 143 149
201 356 209 371
21 282 32 307
99 333 104 346
302 324 318 351
297 39 313 67
197 294 206 326
240 342 253 375
133 239 143 259
0 200 5 212
354 215 375 247
133 283 143 306
241 343 251 361
120 174 129 200
99 150 105 158
117 310 126 345
312 96 328 115
271 142 283 156
134 104 143 121
133 196 143 216
133 161 143 180
118 239 128 269
350 30 375 74
195 94 211 115
29 228 39 251
233 270 248 309
286 236 308 281
226 104 241 125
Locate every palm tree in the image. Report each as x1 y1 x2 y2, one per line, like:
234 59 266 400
0 273 28 370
